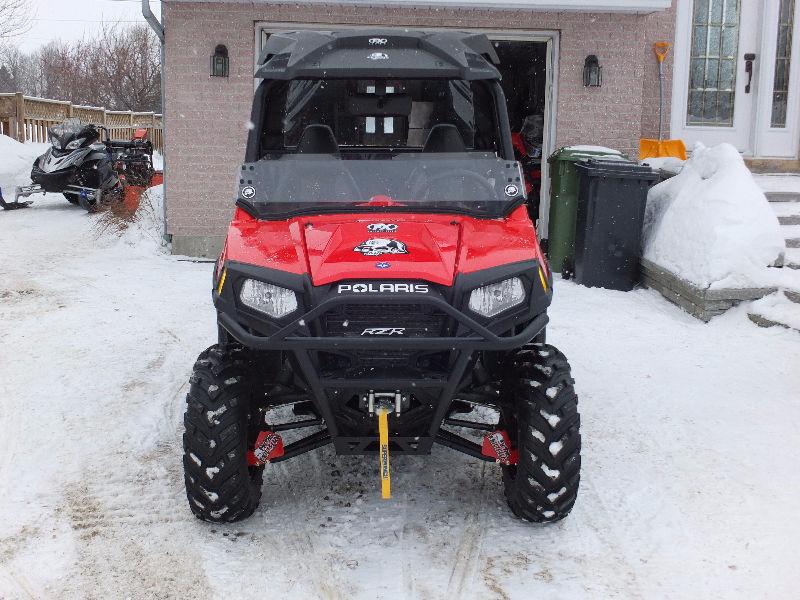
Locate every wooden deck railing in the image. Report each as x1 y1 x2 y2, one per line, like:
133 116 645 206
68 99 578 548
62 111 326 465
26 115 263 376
0 93 163 151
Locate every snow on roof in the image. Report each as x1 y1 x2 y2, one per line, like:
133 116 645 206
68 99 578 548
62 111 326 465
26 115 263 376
565 145 624 154
170 0 672 13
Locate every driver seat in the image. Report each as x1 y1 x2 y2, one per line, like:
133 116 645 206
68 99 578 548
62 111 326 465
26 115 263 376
422 124 467 153
296 124 340 156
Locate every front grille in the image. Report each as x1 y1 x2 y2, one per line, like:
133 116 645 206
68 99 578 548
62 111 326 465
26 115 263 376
31 167 73 192
322 303 448 338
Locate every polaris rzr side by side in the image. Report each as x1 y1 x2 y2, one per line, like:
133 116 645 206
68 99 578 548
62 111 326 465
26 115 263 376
183 30 580 525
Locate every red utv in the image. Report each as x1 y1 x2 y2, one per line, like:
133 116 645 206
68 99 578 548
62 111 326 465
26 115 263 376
183 30 580 524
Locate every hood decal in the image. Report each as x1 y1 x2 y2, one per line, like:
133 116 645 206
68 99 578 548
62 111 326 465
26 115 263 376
353 238 408 256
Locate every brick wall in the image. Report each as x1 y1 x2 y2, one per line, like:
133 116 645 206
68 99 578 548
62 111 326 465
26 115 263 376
163 1 677 255
639 3 677 140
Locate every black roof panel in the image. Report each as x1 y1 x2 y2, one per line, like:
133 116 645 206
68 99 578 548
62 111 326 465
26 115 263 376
256 30 501 81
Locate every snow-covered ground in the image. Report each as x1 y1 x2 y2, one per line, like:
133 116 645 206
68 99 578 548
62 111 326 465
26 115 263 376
1 140 800 599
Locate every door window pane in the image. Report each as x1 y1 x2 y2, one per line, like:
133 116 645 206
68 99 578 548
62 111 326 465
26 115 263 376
687 0 740 126
771 0 795 127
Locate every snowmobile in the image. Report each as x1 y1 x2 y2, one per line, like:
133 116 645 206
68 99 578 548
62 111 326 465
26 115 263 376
12 120 122 211
183 30 581 524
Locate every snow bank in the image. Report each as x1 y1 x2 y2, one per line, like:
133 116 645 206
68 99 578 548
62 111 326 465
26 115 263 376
0 134 48 196
642 143 784 289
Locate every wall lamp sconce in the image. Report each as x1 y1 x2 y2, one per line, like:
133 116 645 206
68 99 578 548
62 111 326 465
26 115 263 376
211 44 229 77
583 55 602 87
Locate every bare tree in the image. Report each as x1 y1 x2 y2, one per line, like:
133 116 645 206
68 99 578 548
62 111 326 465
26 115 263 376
93 24 161 111
0 0 34 40
0 42 41 94
0 23 162 112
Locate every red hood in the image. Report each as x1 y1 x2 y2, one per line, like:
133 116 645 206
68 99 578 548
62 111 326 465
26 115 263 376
225 207 541 286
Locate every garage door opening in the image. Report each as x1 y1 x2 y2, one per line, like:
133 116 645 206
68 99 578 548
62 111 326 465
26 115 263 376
493 40 549 226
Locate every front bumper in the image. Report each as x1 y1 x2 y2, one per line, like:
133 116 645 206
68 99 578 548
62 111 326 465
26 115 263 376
218 295 547 352
215 259 551 352
214 259 551 457
30 166 75 193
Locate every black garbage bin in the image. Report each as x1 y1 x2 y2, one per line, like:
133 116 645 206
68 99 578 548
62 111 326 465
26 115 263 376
573 159 660 291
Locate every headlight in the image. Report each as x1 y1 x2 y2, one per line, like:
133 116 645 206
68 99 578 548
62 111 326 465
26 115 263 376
239 279 298 319
50 135 62 150
468 277 525 318
65 137 85 150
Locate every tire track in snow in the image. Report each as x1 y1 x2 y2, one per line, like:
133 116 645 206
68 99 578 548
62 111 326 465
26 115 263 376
444 461 491 599
0 568 38 600
271 460 344 600
59 450 212 600
577 470 645 598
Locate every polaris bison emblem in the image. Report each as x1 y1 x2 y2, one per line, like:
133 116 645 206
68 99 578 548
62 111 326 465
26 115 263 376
354 238 408 256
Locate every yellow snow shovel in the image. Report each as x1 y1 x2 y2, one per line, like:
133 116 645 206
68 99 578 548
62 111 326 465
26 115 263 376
640 42 687 161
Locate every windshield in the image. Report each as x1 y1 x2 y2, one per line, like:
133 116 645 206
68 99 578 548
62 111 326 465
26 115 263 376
256 78 501 154
239 153 525 219
244 77 520 218
48 120 98 147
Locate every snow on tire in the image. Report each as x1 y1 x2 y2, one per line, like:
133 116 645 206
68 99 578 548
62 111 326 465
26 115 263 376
501 343 580 523
182 344 264 523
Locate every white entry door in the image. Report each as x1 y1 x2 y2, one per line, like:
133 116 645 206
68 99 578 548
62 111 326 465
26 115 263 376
754 0 800 157
672 0 800 158
672 0 760 152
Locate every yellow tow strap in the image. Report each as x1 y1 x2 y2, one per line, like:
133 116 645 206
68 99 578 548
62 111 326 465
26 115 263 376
538 265 548 292
377 408 391 499
216 267 227 295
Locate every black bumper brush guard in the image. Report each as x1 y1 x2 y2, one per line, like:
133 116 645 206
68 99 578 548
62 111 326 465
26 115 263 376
214 260 550 464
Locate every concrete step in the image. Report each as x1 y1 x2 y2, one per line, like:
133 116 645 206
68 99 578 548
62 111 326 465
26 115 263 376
748 313 799 330
773 202 800 226
773 201 800 215
766 191 800 202
748 292 800 332
782 225 800 248
785 247 800 269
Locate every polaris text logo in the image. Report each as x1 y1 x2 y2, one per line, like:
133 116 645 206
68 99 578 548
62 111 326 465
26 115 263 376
361 327 405 336
337 283 429 294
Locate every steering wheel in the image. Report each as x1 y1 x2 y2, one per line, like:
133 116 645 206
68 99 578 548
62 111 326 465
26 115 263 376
411 169 497 201
271 161 363 204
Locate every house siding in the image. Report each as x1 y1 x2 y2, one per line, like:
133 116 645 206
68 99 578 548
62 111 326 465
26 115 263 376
162 1 675 255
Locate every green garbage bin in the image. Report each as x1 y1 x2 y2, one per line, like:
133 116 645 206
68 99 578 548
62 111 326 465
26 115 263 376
546 146 627 274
